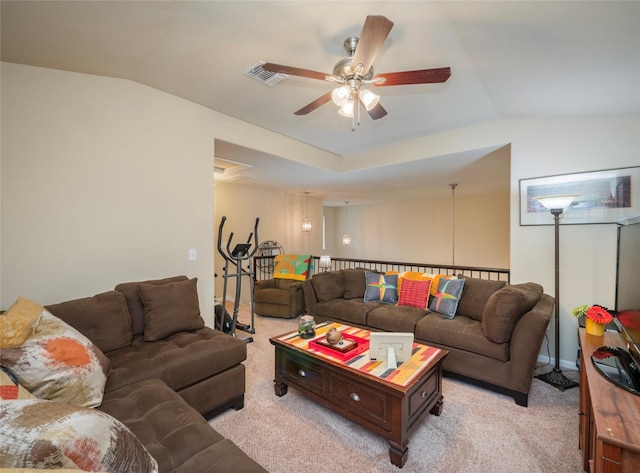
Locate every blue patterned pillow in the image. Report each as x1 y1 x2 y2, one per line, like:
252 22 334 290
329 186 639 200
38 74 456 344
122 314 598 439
429 277 465 319
363 271 398 304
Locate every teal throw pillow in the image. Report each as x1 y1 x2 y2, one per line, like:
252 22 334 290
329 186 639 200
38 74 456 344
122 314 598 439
363 271 398 304
429 277 465 319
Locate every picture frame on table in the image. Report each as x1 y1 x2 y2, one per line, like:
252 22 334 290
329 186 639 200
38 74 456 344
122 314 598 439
519 166 640 226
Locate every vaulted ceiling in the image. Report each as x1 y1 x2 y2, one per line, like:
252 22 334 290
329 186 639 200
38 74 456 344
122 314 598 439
2 1 638 203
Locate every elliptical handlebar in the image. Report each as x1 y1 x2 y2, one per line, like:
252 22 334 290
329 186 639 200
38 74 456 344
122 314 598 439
217 216 260 262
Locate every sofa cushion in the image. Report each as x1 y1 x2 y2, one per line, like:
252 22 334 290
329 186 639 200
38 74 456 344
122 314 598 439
364 271 398 304
397 278 432 309
46 290 132 353
342 269 367 299
367 304 428 333
0 398 157 473
310 271 345 303
429 278 465 319
456 278 507 321
482 283 543 344
1 308 111 408
315 299 381 326
99 378 223 473
104 326 247 393
0 297 42 349
139 278 205 342
415 312 510 362
115 275 188 337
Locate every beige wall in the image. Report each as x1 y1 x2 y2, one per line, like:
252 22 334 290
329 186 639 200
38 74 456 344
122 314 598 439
0 63 333 326
330 191 509 268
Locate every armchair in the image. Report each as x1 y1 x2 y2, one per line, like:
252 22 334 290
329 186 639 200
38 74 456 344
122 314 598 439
253 254 312 319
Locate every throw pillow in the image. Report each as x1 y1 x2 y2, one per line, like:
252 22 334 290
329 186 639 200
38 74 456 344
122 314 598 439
45 290 133 354
397 278 432 309
364 271 398 304
0 368 35 400
138 277 204 342
429 278 465 319
0 308 111 407
273 254 312 281
0 296 43 349
115 275 189 338
0 399 158 473
430 274 454 297
0 307 111 408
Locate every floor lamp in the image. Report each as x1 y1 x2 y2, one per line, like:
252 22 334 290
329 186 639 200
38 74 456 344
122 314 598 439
534 194 580 391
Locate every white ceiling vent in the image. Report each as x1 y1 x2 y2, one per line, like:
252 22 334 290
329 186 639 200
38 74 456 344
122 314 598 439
243 60 288 86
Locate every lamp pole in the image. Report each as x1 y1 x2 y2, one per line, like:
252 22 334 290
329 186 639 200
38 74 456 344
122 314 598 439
535 206 579 390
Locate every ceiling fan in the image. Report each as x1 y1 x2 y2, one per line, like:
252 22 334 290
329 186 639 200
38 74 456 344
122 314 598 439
262 15 451 130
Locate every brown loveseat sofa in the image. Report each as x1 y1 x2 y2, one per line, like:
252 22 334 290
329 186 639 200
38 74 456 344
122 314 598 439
302 269 554 407
2 275 267 473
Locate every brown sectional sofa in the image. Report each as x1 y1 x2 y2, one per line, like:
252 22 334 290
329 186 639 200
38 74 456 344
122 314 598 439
4 275 268 473
302 269 554 407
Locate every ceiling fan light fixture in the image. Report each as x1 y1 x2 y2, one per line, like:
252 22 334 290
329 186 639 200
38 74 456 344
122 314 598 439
359 88 380 111
331 85 350 106
339 101 354 117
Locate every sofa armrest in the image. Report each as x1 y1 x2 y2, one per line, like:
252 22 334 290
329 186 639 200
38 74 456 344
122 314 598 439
508 293 554 393
255 279 277 290
302 280 318 315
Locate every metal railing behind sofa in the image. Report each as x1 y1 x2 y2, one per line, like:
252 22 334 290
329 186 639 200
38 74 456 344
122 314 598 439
253 256 510 284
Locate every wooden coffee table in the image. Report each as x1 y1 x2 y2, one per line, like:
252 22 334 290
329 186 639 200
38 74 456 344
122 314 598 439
270 322 448 468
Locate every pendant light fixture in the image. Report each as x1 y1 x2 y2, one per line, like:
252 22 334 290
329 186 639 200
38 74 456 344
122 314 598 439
342 201 351 245
302 192 312 232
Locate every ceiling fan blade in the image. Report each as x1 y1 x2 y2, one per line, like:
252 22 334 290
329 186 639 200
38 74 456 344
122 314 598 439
294 92 333 115
262 62 331 81
365 102 388 120
350 15 394 76
373 67 451 87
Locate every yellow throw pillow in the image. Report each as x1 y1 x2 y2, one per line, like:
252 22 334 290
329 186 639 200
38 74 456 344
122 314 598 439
0 297 43 349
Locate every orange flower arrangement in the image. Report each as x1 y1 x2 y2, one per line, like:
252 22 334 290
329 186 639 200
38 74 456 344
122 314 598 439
572 304 614 324
617 310 640 329
585 305 614 324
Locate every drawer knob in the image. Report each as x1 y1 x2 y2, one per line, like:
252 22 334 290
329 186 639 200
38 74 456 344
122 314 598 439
421 391 427 398
298 369 306 377
350 393 360 402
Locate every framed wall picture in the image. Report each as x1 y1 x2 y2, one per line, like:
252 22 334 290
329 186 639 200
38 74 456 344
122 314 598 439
519 166 640 226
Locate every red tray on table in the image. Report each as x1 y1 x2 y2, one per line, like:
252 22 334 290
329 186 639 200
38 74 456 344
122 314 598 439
308 332 369 362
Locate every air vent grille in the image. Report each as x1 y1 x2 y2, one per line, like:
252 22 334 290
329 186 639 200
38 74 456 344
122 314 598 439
243 60 288 86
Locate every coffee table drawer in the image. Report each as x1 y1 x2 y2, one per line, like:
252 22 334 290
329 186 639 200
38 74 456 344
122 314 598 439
408 367 439 419
280 353 324 394
327 371 391 429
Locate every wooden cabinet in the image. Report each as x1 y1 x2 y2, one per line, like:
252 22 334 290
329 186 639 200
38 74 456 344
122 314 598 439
578 328 640 473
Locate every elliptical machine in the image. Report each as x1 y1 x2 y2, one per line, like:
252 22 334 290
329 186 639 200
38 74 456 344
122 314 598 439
216 216 259 343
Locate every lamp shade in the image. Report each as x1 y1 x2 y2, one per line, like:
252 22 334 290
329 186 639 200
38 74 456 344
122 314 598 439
319 255 332 268
342 233 351 245
359 89 380 111
338 101 354 117
331 86 350 106
534 194 579 210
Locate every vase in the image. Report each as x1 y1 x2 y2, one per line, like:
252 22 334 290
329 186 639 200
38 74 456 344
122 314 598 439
585 318 605 337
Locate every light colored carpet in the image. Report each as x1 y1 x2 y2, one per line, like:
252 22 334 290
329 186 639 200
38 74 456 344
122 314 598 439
209 310 583 473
